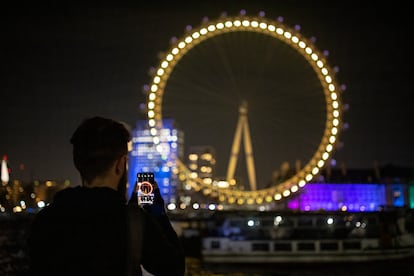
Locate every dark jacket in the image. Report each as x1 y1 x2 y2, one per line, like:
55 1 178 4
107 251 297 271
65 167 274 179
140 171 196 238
27 186 185 276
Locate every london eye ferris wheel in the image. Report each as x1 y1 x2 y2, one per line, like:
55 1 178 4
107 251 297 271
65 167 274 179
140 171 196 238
144 10 344 207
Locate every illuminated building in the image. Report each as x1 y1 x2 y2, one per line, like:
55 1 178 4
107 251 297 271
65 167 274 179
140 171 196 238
287 183 387 212
128 119 184 205
1 155 10 186
287 166 414 212
187 146 216 182
179 146 218 209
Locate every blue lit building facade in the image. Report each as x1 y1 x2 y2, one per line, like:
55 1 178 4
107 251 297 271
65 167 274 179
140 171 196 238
128 119 184 205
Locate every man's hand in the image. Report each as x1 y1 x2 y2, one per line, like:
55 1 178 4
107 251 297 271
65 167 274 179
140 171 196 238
142 182 166 216
127 181 138 206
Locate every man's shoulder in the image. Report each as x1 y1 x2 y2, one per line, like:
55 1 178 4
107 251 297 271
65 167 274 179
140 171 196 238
32 202 55 221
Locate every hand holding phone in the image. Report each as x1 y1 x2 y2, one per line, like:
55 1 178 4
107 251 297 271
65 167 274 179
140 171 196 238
137 172 155 205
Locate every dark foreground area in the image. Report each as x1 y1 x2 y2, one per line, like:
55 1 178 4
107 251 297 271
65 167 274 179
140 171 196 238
0 214 31 275
198 260 413 276
1 214 413 276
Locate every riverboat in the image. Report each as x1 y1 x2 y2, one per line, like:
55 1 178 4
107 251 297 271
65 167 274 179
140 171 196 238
201 209 414 264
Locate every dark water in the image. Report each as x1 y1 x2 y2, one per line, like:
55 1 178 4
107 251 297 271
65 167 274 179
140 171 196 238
188 258 413 276
2 214 413 276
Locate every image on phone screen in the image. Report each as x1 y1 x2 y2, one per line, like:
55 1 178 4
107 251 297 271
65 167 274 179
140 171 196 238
137 172 154 205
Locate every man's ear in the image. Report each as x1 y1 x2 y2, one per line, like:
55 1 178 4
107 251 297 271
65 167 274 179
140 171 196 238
115 155 127 176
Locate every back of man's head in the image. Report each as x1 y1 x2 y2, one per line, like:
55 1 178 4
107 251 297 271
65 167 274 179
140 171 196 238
70 116 131 183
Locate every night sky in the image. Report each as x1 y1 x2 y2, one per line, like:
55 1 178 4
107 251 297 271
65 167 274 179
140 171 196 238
1 1 413 185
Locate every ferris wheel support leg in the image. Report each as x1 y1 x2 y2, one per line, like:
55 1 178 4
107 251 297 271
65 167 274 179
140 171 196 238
243 118 257 191
226 114 244 182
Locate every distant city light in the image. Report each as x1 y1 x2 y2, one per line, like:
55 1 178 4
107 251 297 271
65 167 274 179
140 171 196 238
1 157 9 184
167 203 176 210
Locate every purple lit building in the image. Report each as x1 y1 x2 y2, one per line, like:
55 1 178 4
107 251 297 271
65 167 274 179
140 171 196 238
287 166 414 212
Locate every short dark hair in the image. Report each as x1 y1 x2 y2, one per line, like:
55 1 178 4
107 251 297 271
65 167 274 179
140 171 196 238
70 116 131 183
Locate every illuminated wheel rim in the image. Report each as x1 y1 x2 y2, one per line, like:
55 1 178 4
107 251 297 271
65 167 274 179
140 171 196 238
146 13 342 206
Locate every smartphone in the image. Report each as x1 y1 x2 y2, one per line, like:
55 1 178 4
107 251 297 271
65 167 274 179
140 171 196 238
136 172 155 205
